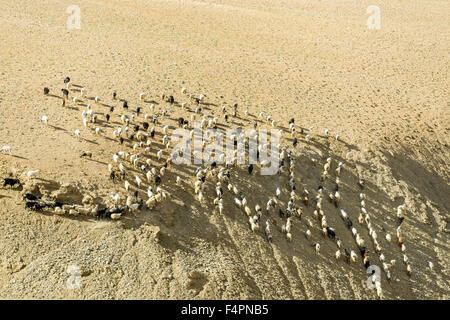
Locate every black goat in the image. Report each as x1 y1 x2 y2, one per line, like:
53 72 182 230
344 249 351 264
326 227 336 240
25 201 45 211
94 207 108 218
2 178 21 188
24 193 41 201
346 217 353 229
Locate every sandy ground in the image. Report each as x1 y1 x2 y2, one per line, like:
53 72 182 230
0 0 449 299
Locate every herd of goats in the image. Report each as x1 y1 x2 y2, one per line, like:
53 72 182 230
0 76 421 298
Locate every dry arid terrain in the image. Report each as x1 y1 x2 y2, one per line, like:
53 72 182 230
0 0 449 299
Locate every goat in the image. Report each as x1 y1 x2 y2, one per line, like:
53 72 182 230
265 220 273 242
286 232 292 242
61 88 69 99
302 189 309 206
41 115 49 125
385 233 392 242
326 226 336 240
26 170 40 178
135 175 142 187
25 201 45 211
1 146 12 154
80 151 92 158
334 191 341 207
350 250 358 263
406 264 412 276
2 178 21 188
305 229 311 239
234 197 242 208
397 204 406 218
314 243 320 253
